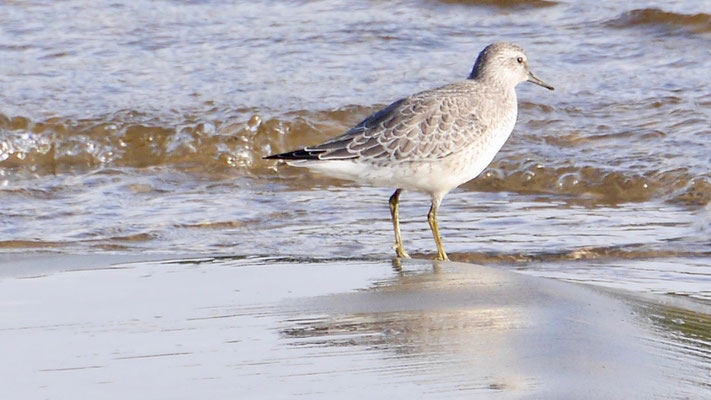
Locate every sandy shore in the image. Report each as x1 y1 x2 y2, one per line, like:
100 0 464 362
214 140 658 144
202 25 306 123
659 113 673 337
1 255 709 399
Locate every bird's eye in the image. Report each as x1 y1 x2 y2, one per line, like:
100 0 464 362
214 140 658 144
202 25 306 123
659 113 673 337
516 57 524 64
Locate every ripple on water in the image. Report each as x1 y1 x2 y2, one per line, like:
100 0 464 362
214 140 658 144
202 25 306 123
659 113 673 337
435 0 558 9
606 8 711 35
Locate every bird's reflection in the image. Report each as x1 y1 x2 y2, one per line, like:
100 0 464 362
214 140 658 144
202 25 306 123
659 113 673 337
281 260 542 392
280 259 710 397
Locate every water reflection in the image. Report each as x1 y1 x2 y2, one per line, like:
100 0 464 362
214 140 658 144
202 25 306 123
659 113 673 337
280 260 711 397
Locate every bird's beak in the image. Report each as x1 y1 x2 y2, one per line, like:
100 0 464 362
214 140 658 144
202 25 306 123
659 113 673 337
527 71 554 91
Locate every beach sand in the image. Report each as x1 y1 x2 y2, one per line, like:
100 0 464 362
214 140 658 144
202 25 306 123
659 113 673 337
1 255 709 399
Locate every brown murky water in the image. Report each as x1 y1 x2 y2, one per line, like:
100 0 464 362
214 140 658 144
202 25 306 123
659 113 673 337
1 0 710 301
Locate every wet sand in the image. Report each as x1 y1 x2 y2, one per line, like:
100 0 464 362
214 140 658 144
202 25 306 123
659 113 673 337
1 255 709 399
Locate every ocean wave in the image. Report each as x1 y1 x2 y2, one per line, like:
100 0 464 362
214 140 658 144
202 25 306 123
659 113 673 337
607 8 711 35
0 108 372 174
469 164 711 206
1 109 709 206
436 0 557 8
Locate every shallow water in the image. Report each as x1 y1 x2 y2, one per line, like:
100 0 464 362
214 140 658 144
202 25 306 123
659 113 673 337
1 0 710 300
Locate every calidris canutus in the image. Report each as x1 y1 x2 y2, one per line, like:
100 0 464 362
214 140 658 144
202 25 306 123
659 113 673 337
265 42 554 261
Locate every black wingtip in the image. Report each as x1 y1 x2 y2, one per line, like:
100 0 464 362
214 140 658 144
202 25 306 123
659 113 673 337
263 149 323 161
262 153 286 160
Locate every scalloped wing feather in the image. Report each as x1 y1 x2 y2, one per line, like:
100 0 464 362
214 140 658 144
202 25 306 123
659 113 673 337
308 83 488 163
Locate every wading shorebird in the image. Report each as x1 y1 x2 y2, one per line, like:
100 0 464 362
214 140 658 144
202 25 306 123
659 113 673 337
265 42 554 261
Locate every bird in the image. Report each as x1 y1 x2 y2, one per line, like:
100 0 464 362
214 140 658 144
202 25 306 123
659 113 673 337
264 42 554 261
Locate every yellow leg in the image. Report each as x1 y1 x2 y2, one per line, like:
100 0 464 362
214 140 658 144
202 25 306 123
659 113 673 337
389 189 410 259
427 196 449 261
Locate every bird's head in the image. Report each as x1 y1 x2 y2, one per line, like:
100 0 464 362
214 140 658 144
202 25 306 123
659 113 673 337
469 42 554 91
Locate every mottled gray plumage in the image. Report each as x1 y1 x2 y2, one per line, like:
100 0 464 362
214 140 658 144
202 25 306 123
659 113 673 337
307 85 489 163
265 42 554 261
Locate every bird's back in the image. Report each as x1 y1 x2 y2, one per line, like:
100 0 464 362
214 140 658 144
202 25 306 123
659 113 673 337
267 79 516 168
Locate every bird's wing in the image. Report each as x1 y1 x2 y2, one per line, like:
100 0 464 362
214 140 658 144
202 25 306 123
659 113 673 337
305 87 487 163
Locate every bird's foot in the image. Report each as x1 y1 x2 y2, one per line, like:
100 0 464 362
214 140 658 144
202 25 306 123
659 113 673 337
394 244 411 259
435 252 449 262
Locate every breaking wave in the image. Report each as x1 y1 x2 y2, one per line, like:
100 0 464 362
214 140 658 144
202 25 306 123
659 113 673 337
1 108 709 206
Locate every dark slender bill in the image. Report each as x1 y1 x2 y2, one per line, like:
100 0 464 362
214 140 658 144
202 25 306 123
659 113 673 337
527 71 555 90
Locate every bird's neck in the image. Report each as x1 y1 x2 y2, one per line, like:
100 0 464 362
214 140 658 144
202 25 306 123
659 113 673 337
467 75 515 100
469 72 514 93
